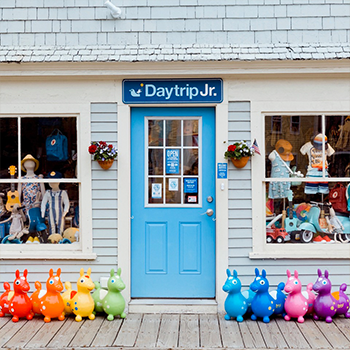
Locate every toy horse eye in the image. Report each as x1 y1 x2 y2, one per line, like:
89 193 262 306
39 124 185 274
260 280 265 285
232 280 237 285
322 280 327 285
49 280 54 284
111 279 115 283
15 281 20 285
294 281 298 285
80 279 84 283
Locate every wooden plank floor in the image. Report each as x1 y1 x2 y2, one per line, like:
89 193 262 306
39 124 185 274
0 313 350 350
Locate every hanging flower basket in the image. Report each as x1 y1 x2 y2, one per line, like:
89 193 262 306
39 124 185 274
97 159 114 170
224 140 255 169
88 141 118 170
230 156 250 168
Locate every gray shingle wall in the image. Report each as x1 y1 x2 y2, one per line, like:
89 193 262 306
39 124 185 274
0 1 349 47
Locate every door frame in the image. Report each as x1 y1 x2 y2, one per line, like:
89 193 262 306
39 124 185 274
117 102 229 312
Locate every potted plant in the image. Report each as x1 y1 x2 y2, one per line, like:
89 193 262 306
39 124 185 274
88 141 118 170
224 140 254 168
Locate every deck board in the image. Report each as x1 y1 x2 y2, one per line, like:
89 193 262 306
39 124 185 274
0 319 27 347
200 314 222 348
178 314 199 348
46 317 83 348
114 313 142 347
297 319 331 349
275 318 310 349
240 319 266 348
134 313 161 348
25 318 67 348
91 318 123 347
70 317 105 347
156 314 179 348
258 319 289 349
4 317 43 348
315 319 350 349
218 317 245 348
0 313 349 349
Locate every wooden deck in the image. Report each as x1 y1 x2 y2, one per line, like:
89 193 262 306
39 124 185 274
0 313 350 350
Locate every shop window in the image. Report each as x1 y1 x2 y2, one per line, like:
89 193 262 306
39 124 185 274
265 115 350 246
0 116 80 248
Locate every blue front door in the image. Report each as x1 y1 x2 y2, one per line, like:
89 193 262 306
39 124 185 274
131 107 216 298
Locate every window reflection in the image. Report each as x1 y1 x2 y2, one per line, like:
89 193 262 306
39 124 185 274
148 120 163 146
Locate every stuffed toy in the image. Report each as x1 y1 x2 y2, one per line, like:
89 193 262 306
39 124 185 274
63 227 79 243
48 233 63 244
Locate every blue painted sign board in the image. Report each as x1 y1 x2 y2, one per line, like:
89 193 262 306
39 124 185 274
217 163 228 179
123 79 223 104
184 178 198 193
166 149 180 174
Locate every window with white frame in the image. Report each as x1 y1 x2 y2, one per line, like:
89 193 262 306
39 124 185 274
0 116 80 247
265 115 350 246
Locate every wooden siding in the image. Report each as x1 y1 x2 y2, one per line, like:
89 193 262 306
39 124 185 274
227 101 350 291
91 102 119 271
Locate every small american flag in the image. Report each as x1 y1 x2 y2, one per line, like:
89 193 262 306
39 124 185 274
252 139 261 155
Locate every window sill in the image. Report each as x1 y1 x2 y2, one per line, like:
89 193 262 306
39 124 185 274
249 243 350 260
0 244 97 260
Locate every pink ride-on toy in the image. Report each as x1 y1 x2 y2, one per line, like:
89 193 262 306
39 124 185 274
284 269 315 323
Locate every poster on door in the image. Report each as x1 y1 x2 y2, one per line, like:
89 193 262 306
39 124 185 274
166 149 180 174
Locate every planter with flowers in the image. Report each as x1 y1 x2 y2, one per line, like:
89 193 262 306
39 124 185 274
88 141 118 170
224 140 254 168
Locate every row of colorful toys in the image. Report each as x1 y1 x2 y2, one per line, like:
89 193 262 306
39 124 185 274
223 268 350 323
0 268 126 323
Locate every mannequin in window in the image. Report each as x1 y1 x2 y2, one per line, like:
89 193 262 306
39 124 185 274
268 139 294 199
18 154 45 213
41 171 69 236
300 134 335 194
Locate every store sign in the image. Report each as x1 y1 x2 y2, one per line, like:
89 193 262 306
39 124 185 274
166 149 180 174
217 163 227 179
184 178 198 193
123 79 223 104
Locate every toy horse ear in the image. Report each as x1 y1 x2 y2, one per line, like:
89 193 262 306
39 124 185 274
57 268 61 277
87 268 91 276
117 268 121 276
15 270 20 278
110 269 115 277
317 269 322 277
262 269 266 278
325 270 329 278
294 270 298 279
226 269 231 277
255 268 259 277
286 269 291 277
49 269 54 277
23 269 28 278
80 268 84 277
233 270 238 278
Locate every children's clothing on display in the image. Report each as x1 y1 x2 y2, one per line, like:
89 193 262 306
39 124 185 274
300 138 335 194
41 189 69 235
21 175 42 211
268 150 293 199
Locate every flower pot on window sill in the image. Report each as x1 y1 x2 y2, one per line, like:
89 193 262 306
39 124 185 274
230 157 250 168
97 159 114 170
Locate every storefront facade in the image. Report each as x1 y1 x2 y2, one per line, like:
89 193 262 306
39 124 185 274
0 1 350 313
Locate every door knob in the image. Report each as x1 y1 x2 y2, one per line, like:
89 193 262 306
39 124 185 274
201 209 214 217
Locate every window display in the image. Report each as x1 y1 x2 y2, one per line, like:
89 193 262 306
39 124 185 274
265 115 350 245
0 116 79 245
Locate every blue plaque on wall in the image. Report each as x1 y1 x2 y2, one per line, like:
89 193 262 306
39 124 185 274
123 79 223 104
217 163 228 179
